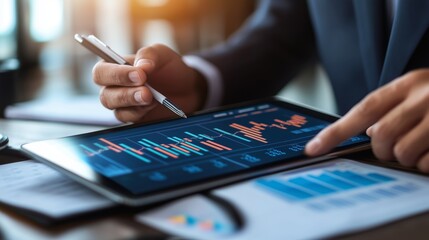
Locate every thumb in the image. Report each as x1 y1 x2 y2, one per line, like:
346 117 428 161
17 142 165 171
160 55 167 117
134 58 155 73
133 44 180 74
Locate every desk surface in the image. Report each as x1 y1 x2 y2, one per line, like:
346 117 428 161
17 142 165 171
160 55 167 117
1 119 429 240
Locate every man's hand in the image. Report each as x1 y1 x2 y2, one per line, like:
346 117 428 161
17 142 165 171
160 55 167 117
305 69 429 172
92 44 207 123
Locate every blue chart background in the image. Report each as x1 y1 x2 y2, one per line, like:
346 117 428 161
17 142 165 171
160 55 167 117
255 161 420 212
75 103 369 194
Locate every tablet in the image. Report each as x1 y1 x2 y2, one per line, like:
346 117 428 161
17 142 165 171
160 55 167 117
22 97 370 206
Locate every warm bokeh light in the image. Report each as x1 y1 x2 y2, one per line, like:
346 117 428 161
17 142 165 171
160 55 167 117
4 0 255 104
138 0 169 7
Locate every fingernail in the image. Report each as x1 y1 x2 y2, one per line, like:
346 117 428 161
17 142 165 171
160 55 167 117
129 71 142 83
136 59 154 68
134 91 144 103
366 126 373 137
306 138 321 155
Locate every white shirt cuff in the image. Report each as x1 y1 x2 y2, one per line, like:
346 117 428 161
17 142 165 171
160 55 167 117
183 55 223 109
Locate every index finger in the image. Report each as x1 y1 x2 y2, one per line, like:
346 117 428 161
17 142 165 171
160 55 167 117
305 81 405 156
92 57 148 87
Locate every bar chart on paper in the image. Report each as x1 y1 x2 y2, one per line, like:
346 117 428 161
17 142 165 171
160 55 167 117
256 160 422 211
74 103 368 194
190 159 429 240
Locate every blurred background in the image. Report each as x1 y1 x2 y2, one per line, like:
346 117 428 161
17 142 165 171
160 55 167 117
0 0 255 100
0 0 336 122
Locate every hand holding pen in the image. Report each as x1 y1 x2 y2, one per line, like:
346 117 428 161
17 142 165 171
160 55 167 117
75 34 206 122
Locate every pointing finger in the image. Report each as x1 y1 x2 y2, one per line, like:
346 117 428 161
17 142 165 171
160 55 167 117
305 78 407 156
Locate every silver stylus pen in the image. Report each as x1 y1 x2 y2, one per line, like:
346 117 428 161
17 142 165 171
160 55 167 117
74 34 187 119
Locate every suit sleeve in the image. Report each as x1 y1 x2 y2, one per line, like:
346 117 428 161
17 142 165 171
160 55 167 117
197 0 316 105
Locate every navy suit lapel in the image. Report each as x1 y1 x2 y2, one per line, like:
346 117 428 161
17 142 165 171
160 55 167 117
379 0 429 85
353 0 388 91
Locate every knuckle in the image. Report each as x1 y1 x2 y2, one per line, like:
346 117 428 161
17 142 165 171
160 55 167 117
407 68 429 80
355 93 380 117
398 103 413 118
140 86 153 104
370 123 391 141
92 62 103 85
136 44 164 63
400 69 429 89
151 43 168 50
99 88 111 109
132 108 148 122
137 46 156 58
418 158 429 173
103 98 114 110
390 77 410 95
99 93 107 107
113 109 128 123
371 145 391 161
393 142 411 165
118 90 132 106
416 87 429 104
419 165 429 174
111 68 123 86
114 108 145 123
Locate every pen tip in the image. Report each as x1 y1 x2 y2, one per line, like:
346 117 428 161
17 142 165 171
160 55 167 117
162 98 188 119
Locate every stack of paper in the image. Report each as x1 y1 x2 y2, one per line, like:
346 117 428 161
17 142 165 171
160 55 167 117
5 95 122 126
0 160 115 223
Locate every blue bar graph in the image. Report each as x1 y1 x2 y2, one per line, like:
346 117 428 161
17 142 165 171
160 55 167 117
374 189 397 197
354 193 378 202
329 170 378 186
183 141 209 152
169 147 191 157
118 143 134 150
167 137 180 143
180 145 204 156
288 177 336 194
392 184 415 193
214 128 252 142
257 179 314 200
158 145 179 156
94 143 108 150
185 131 202 139
256 169 401 203
143 139 161 147
199 134 214 140
79 144 131 176
119 144 151 163
146 148 168 159
122 149 151 163
309 173 357 190
326 198 352 207
138 140 151 147
367 173 395 182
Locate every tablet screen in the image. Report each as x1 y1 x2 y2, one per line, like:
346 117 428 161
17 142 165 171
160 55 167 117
64 101 369 196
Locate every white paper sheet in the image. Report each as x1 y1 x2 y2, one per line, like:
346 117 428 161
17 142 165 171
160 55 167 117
5 95 121 126
0 160 114 218
137 159 429 240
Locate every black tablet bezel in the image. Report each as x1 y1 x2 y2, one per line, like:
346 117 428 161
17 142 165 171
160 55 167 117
22 97 371 206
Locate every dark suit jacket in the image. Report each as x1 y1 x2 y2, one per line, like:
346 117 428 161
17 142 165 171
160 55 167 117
199 0 429 115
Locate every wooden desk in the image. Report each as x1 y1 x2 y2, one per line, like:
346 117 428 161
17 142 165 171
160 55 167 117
0 119 429 240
